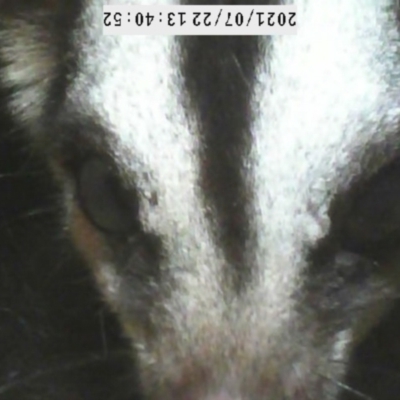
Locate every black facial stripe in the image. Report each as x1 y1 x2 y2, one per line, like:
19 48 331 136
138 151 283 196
44 1 83 118
180 34 261 294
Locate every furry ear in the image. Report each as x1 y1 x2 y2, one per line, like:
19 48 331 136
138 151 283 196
0 13 58 125
0 1 81 127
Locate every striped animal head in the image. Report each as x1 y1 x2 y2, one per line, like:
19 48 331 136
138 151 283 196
2 1 400 399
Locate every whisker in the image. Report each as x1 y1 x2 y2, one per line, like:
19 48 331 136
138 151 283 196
329 358 400 380
230 52 252 91
0 206 60 227
0 171 44 179
0 350 133 395
319 373 375 400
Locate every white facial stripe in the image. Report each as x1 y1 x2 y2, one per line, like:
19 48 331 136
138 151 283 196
250 0 400 299
69 0 224 327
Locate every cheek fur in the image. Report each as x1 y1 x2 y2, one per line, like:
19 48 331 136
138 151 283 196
51 158 111 274
70 204 106 265
69 203 120 299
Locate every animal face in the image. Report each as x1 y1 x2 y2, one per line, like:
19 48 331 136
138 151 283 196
2 1 400 399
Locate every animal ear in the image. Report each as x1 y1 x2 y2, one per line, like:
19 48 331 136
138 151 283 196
0 8 57 124
0 1 81 125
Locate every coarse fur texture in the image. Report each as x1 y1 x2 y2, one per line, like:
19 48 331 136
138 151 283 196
2 1 400 399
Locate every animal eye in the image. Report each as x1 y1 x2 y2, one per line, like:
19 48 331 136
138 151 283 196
342 161 400 257
77 158 140 234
